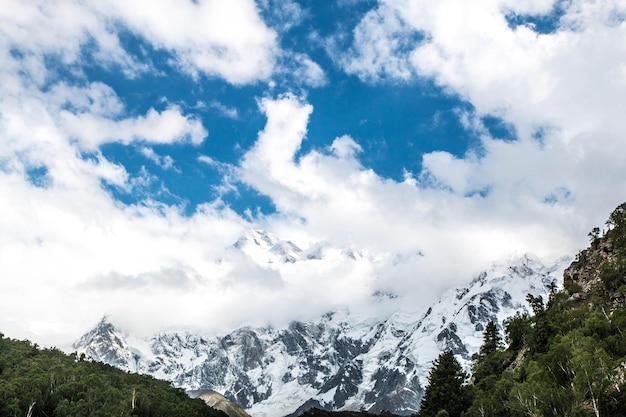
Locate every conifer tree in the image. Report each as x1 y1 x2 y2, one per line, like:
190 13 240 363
478 321 501 357
418 350 471 417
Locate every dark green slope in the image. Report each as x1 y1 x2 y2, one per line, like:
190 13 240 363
0 335 228 417
417 203 626 417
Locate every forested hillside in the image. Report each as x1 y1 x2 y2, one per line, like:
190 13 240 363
418 203 626 417
0 335 228 417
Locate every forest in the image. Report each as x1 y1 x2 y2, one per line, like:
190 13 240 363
417 203 626 417
0 334 228 417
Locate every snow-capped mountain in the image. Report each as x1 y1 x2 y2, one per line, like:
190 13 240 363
233 230 305 265
230 229 369 266
73 247 570 417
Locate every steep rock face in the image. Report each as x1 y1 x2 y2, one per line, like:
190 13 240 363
73 254 569 417
563 238 626 307
72 316 144 371
563 204 626 308
189 390 252 417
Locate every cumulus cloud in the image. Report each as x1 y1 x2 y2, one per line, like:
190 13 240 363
61 106 207 149
2 0 625 349
0 0 279 85
0 169 251 342
337 4 417 82
0 0 253 344
89 0 279 84
332 0 626 225
234 90 614 315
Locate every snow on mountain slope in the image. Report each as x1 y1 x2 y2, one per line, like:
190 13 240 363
73 231 571 417
233 230 305 265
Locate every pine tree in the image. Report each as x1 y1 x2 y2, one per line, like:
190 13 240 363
478 321 501 357
418 351 471 417
472 321 509 387
503 312 531 351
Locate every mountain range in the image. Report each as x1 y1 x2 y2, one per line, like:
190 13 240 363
73 230 570 417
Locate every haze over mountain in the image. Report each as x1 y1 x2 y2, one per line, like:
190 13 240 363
74 240 569 417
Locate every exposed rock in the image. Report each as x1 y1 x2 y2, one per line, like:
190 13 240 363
189 390 252 417
74 254 569 417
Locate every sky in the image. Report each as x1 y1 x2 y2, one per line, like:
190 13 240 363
1 0 626 347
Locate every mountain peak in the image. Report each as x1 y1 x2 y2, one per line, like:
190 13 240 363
73 254 568 417
73 316 144 373
74 315 118 344
233 229 304 265
234 230 279 249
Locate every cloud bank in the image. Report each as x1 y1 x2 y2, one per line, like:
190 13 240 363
0 0 625 346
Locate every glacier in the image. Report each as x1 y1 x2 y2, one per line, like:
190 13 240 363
73 230 570 417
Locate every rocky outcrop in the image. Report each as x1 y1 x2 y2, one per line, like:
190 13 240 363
189 390 252 417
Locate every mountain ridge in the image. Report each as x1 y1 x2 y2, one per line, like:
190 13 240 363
73 246 569 417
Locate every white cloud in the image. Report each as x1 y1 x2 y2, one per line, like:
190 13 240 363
0 78 204 189
330 135 362 158
337 4 416 82
61 106 207 149
82 264 205 291
2 0 626 349
0 168 251 342
290 53 327 87
234 92 612 315
140 147 177 171
90 0 279 84
0 0 250 344
206 101 240 119
0 1 148 82
257 0 305 33
0 0 279 86
332 0 626 226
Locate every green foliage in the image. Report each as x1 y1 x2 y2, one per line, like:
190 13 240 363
465 322 515 417
418 351 471 417
607 203 626 231
478 321 500 357
588 227 601 249
503 312 531 351
464 202 626 416
0 335 227 417
524 294 553 354
606 202 626 250
599 258 626 292
564 278 583 295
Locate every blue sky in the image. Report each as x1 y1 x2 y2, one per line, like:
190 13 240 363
2 0 626 345
88 1 478 216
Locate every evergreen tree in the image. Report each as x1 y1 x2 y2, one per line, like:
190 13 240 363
525 294 551 354
503 312 531 351
418 351 471 417
471 321 509 387
466 321 516 417
478 321 500 357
